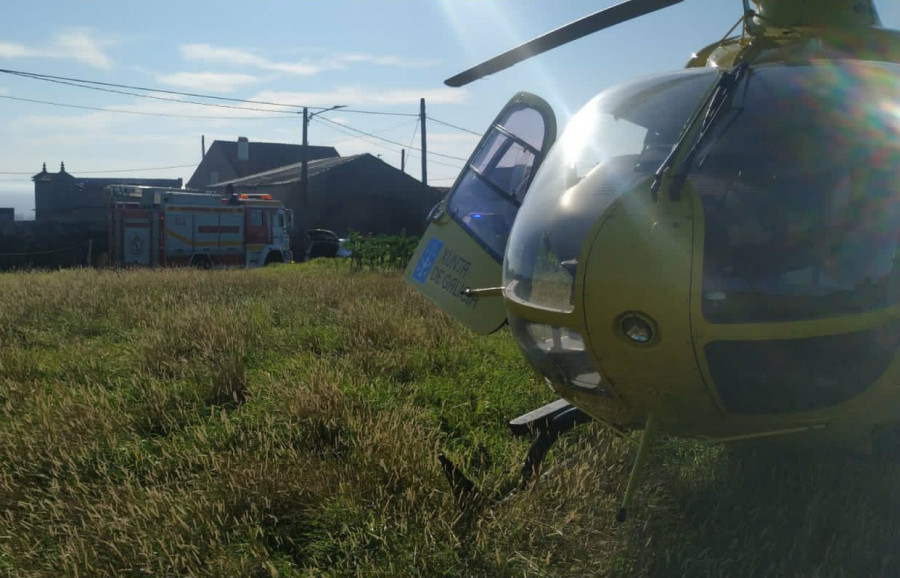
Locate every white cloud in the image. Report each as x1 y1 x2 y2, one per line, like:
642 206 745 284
52 30 113 69
0 42 30 59
326 53 439 69
0 30 113 69
104 93 296 121
180 44 323 76
180 43 439 76
429 132 481 147
157 72 261 93
10 110 127 132
7 91 294 137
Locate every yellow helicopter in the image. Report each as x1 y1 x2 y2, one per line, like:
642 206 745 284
404 0 900 519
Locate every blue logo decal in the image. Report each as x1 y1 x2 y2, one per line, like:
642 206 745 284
412 238 444 284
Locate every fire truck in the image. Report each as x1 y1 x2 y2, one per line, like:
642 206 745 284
107 186 293 268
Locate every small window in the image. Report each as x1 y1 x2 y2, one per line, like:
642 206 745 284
448 104 548 261
695 62 900 323
250 209 262 227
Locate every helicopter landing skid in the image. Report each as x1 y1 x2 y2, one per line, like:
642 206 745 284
438 399 594 506
508 398 595 488
439 400 660 522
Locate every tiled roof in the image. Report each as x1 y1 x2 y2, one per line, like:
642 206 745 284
212 155 364 188
210 141 338 177
78 177 183 188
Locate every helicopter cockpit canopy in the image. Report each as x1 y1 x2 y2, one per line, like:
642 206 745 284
501 59 900 406
505 60 900 323
504 68 718 312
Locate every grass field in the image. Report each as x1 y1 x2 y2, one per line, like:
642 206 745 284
2 262 900 576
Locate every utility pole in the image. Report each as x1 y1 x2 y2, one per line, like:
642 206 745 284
301 107 309 210
401 149 406 173
301 105 346 212
420 98 427 186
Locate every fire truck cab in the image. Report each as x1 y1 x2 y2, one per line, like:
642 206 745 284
108 186 293 268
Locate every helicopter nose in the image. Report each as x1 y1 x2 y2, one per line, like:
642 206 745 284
572 183 716 426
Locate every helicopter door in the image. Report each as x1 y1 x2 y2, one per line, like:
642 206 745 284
404 92 556 334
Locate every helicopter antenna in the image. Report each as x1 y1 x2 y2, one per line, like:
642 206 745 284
445 0 685 87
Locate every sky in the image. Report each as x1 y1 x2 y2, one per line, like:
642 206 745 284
1 0 898 219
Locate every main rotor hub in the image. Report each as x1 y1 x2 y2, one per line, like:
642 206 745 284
752 0 881 28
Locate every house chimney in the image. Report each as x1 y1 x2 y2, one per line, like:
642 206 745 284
237 136 249 162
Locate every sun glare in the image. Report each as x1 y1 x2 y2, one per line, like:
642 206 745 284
436 0 576 121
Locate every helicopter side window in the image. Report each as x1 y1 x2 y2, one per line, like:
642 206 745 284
695 62 900 323
448 105 545 260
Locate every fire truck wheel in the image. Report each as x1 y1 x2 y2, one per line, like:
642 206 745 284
264 252 284 266
189 254 213 269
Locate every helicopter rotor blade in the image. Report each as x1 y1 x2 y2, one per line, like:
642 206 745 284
445 0 685 87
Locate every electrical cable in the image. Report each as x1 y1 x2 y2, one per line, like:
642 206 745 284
427 116 481 136
403 151 463 171
339 108 417 118
318 118 418 147
0 164 195 176
314 116 467 161
0 94 289 120
311 117 405 156
408 117 420 148
71 164 197 174
2 70 302 115
0 67 476 175
1 68 439 119
0 68 318 111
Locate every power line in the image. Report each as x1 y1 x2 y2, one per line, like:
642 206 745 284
427 116 482 136
313 117 464 171
1 97 465 170
0 94 289 120
0 164 195 176
0 68 316 111
318 118 418 147
403 151 464 171
2 69 303 115
408 117 420 148
0 66 476 173
312 117 405 157
340 108 418 118
314 116 468 162
0 68 436 119
72 164 196 175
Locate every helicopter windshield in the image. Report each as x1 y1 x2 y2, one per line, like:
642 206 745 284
505 68 717 312
694 61 900 323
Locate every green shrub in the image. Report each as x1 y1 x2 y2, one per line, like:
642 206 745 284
344 230 419 272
